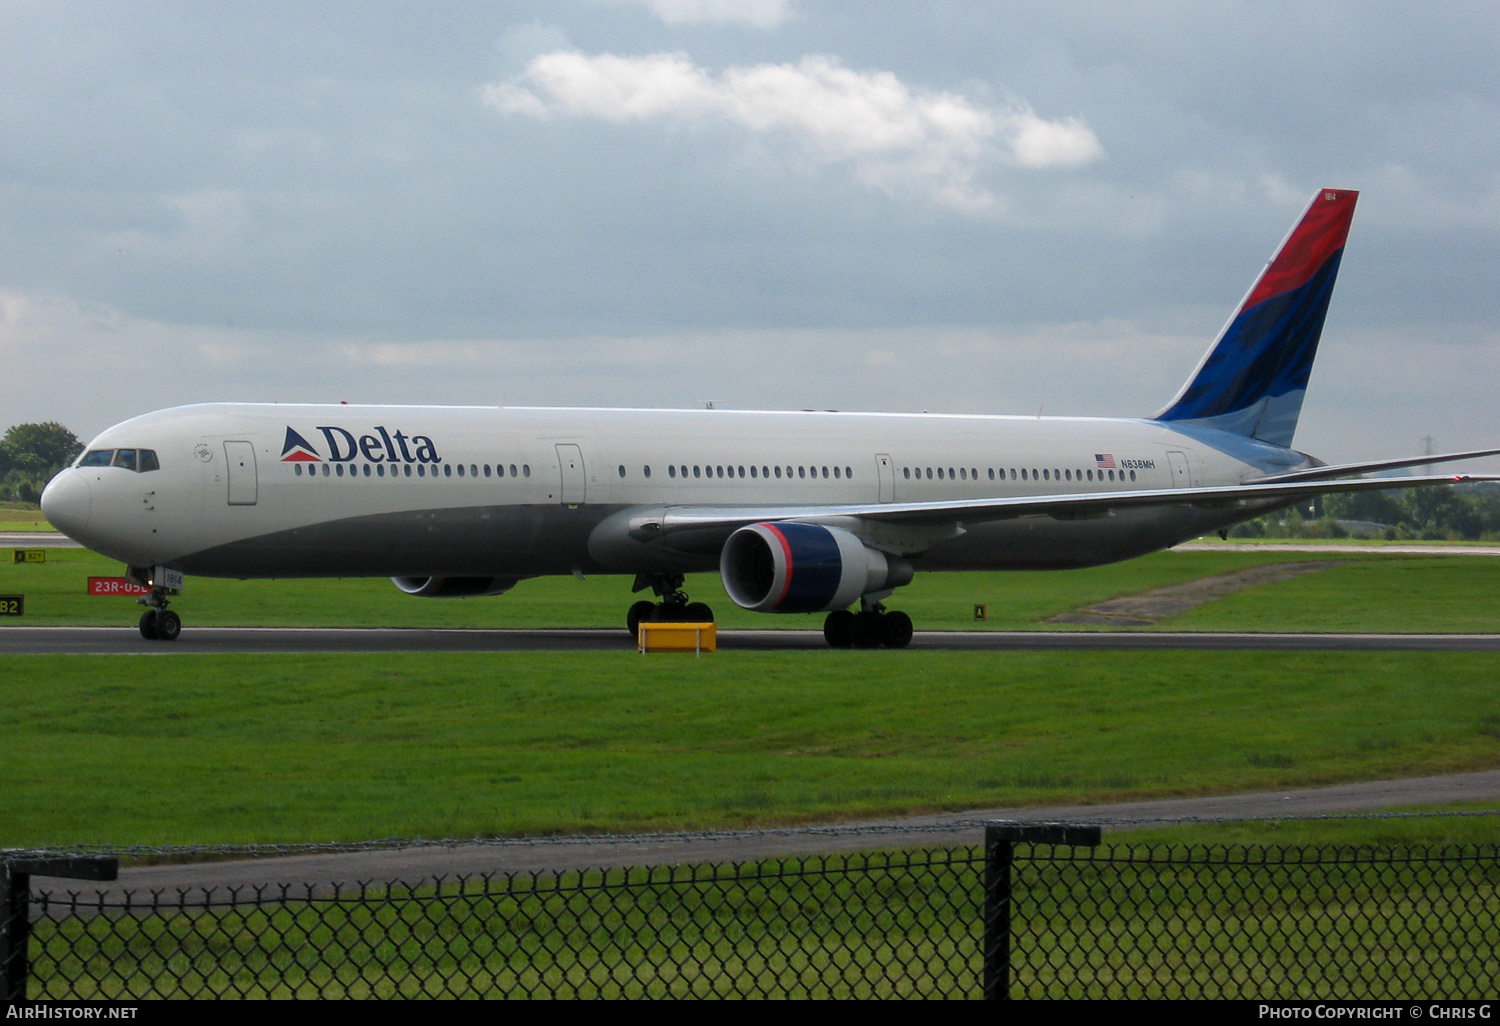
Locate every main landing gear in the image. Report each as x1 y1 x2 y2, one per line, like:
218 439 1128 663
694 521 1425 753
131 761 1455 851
823 600 913 650
626 573 714 636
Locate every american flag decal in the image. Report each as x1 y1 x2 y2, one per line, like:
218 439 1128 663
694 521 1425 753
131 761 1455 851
1095 453 1116 469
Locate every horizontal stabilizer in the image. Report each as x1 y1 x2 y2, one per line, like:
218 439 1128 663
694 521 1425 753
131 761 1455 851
1254 447 1500 484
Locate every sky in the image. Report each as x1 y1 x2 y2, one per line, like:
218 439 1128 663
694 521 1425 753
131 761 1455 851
2 0 1497 463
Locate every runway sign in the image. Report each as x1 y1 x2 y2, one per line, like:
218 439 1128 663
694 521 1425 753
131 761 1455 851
13 549 45 563
87 577 151 596
0 595 22 615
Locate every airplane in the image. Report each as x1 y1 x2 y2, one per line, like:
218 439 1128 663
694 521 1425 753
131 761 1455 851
40 188 1500 646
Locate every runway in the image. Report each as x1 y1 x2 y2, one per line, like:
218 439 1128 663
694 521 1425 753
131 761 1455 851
5 624 1500 653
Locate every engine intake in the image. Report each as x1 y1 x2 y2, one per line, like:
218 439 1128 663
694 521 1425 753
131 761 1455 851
391 576 519 598
720 522 912 613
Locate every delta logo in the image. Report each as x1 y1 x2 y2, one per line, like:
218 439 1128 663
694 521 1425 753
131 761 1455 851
280 426 443 465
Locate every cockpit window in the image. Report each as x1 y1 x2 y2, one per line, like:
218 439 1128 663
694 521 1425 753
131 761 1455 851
78 448 158 471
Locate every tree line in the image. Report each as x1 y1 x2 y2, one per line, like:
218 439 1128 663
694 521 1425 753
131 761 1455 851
1231 482 1500 541
0 422 83 504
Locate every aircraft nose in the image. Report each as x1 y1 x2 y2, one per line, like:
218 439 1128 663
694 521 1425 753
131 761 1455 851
40 470 92 539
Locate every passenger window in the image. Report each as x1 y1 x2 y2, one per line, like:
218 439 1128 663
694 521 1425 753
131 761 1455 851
482 465 490 478
845 467 851 478
750 466 758 478
457 464 466 477
79 449 114 468
618 465 626 478
821 466 828 479
693 466 701 478
644 466 651 478
774 466 782 478
669 465 677 478
988 468 995 480
763 467 770 478
323 464 331 477
798 467 805 479
444 465 452 477
738 466 745 478
294 464 303 477
1129 470 1136 481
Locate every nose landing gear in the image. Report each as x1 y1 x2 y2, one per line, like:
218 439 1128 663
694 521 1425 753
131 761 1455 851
130 566 183 641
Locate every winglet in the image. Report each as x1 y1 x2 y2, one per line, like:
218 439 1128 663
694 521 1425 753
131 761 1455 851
1155 189 1359 447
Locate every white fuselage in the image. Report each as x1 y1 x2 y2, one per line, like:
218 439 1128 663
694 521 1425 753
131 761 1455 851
43 402 1306 583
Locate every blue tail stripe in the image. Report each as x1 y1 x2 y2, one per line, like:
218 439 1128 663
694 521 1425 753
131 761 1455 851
1158 249 1342 430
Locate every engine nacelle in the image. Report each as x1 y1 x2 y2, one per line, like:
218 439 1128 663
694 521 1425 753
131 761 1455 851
391 576 519 598
720 522 913 613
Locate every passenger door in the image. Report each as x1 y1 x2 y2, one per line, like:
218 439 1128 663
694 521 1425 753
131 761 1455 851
224 441 258 505
556 444 585 506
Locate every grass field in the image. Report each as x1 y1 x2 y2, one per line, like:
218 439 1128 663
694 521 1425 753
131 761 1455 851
7 544 1500 632
4 649 1500 847
5 547 1500 849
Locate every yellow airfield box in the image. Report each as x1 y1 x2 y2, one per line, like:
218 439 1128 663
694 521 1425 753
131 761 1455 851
638 621 717 655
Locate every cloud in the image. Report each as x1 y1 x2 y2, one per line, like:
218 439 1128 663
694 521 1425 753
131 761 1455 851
481 51 1103 210
616 0 794 29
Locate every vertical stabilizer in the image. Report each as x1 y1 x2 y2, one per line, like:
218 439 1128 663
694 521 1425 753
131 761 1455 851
1155 189 1358 447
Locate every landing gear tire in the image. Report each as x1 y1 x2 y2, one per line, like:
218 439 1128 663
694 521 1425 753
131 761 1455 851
156 609 182 641
651 601 685 623
880 610 913 649
683 602 714 623
823 610 855 648
823 608 913 649
627 600 656 637
852 611 884 649
139 610 159 640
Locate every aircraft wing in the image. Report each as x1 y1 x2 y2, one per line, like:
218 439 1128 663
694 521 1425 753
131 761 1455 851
632 470 1500 540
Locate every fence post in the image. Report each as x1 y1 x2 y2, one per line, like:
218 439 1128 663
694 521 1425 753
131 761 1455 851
983 823 1102 1001
1 864 31 1002
0 855 118 1001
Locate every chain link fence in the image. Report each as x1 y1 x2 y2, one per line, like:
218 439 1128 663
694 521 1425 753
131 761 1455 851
4 824 1498 999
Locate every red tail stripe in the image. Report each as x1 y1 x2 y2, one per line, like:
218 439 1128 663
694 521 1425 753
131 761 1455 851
1242 190 1358 309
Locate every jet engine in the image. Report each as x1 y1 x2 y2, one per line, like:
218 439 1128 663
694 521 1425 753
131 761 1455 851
719 522 913 613
391 576 519 598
